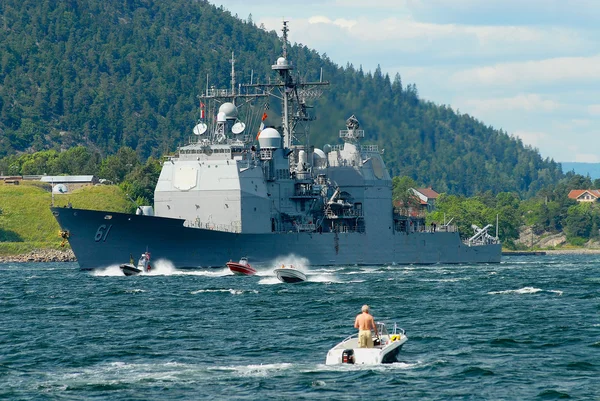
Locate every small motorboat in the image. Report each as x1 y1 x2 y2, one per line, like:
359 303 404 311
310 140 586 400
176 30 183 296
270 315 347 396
273 265 307 283
325 322 408 365
227 257 256 276
120 252 152 276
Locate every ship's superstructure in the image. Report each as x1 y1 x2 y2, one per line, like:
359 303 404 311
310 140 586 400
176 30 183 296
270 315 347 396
51 22 501 269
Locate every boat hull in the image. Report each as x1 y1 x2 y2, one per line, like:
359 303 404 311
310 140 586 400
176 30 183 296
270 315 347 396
274 268 307 283
119 264 142 276
227 262 256 276
325 335 408 365
51 207 502 269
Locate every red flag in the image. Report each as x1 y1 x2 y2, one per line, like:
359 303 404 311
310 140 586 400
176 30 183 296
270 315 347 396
261 112 268 121
256 122 265 140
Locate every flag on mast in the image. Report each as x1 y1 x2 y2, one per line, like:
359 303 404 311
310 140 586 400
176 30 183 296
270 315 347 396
256 110 268 140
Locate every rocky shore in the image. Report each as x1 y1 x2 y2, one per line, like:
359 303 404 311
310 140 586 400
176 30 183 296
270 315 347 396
0 249 76 263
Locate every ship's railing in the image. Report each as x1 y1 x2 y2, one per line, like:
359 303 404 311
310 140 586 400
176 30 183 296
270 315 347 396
361 145 379 153
184 219 242 233
295 223 316 232
205 88 234 97
334 225 365 233
463 236 499 246
325 208 363 219
339 129 364 140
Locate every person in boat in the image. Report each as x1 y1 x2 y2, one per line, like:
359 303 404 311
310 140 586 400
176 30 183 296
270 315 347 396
354 304 378 348
129 253 134 265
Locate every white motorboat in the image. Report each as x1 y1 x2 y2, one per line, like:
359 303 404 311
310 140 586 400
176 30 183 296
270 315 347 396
325 322 408 365
120 252 152 276
274 265 307 283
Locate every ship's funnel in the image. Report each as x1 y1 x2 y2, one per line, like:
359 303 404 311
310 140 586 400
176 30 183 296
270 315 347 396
258 127 282 149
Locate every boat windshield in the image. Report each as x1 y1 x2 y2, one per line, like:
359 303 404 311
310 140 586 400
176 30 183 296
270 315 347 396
376 322 389 337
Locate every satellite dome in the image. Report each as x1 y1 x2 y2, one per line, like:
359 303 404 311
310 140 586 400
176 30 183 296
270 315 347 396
312 148 327 169
276 57 288 66
218 102 238 120
258 127 282 149
217 112 227 122
323 144 332 154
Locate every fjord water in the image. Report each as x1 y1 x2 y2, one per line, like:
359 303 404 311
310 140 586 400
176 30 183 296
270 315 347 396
1 255 599 400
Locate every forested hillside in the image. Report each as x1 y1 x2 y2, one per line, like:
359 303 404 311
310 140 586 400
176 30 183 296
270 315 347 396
0 0 563 197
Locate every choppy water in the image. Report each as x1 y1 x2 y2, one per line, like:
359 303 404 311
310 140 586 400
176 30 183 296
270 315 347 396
1 254 599 400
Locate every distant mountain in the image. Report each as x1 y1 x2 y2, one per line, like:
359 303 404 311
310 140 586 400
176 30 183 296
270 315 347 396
0 0 564 197
560 163 600 180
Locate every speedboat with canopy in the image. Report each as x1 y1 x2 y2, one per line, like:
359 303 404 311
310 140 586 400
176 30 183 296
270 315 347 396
226 257 256 276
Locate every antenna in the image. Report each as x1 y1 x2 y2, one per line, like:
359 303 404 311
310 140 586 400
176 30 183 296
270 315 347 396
282 20 289 59
496 214 499 239
193 123 208 135
230 51 236 96
232 122 246 134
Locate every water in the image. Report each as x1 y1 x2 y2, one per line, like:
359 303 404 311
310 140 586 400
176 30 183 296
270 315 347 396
1 255 599 400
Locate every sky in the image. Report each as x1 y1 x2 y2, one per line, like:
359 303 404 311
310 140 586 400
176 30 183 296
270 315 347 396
212 0 600 163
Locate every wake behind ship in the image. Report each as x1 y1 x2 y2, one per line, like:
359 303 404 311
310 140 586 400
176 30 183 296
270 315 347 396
52 22 501 269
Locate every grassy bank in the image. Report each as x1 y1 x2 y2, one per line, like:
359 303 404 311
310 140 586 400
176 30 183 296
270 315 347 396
0 181 130 256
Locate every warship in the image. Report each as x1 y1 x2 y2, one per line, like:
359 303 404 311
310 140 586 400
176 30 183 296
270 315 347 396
51 22 501 270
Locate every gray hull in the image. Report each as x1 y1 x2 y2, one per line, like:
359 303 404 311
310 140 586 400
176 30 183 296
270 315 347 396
52 207 501 269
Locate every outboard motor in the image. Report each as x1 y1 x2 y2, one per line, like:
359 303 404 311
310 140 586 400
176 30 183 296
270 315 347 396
342 349 355 364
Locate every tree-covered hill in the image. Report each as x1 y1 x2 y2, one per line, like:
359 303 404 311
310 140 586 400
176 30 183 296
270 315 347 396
0 0 563 197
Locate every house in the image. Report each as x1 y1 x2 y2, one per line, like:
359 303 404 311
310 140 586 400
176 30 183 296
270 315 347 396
567 189 600 203
410 187 440 211
40 175 99 193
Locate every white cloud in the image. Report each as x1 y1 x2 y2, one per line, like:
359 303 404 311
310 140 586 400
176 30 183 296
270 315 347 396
512 130 548 148
463 94 561 114
453 55 600 88
307 16 356 29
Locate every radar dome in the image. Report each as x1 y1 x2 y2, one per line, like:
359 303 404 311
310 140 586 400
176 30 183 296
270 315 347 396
323 144 332 154
258 127 282 149
218 102 238 120
276 57 288 66
217 112 227 122
312 148 327 169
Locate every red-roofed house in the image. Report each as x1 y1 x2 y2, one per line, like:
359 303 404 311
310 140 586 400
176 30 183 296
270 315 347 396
410 188 440 211
568 189 600 203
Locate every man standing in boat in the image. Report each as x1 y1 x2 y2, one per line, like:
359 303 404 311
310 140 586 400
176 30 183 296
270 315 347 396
355 305 378 348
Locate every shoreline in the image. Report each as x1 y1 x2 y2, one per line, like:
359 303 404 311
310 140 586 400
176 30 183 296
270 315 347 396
0 249 76 263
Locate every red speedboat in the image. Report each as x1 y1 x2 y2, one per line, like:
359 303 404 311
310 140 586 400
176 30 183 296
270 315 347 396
226 257 256 276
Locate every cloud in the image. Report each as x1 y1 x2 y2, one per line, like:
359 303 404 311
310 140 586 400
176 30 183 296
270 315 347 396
307 16 356 30
512 130 548 148
452 55 600 88
463 94 561 114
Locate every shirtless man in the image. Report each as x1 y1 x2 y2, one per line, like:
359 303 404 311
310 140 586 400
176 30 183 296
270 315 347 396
354 304 378 348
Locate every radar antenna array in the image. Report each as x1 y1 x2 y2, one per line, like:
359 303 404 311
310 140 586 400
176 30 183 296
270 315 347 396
193 123 208 136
